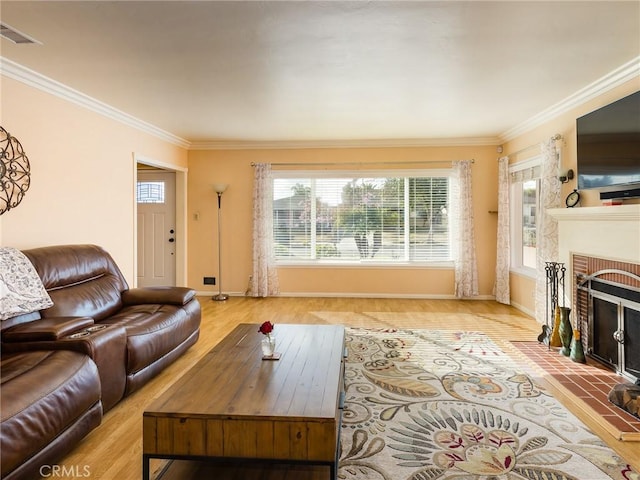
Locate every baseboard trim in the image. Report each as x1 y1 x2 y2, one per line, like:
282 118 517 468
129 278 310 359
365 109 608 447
195 291 496 300
510 301 535 319
195 290 244 298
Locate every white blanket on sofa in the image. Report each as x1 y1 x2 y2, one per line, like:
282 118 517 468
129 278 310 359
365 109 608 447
0 247 53 320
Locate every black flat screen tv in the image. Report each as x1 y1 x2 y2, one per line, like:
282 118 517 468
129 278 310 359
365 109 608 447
576 90 640 199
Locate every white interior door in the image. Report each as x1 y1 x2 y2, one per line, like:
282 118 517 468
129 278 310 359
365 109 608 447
137 170 176 287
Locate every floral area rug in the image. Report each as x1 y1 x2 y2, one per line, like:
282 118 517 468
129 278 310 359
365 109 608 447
339 328 638 480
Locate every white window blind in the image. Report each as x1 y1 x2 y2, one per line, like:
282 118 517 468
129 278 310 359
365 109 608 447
272 170 451 264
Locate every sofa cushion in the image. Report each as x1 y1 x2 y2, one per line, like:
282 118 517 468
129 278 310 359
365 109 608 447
100 300 201 374
1 350 102 478
22 245 129 321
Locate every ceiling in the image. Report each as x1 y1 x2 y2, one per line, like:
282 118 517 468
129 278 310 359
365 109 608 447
1 1 639 147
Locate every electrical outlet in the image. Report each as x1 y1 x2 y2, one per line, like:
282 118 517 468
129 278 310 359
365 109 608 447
203 277 216 285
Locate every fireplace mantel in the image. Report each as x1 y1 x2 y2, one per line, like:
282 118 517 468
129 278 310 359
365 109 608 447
549 204 640 223
549 204 640 267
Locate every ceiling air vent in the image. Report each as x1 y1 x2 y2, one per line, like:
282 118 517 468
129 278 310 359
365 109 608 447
0 23 40 44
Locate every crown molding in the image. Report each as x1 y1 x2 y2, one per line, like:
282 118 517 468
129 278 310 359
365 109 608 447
2 55 498 151
188 136 500 150
0 57 191 149
4 54 637 151
500 56 640 142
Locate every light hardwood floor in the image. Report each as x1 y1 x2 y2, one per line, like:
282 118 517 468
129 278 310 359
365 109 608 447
53 297 639 479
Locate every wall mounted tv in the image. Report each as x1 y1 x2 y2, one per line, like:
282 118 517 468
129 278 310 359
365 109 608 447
576 90 640 199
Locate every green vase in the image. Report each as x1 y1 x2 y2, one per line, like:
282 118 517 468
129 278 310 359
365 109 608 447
558 307 572 356
569 329 586 363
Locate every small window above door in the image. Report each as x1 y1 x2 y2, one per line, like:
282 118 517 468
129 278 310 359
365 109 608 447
137 181 165 204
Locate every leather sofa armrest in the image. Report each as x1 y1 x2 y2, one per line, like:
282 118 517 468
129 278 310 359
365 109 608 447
2 316 94 342
121 286 196 306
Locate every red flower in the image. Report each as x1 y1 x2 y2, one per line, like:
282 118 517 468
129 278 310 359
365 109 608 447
259 321 274 335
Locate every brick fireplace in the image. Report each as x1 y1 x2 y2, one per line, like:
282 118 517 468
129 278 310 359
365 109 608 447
550 204 640 382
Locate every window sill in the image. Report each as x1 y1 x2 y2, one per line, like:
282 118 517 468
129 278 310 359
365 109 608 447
510 267 537 280
276 260 454 269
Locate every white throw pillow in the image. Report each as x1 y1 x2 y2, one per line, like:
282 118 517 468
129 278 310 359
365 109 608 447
0 247 53 320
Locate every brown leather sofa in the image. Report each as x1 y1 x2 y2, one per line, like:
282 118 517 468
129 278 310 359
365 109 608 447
1 348 103 480
1 244 201 480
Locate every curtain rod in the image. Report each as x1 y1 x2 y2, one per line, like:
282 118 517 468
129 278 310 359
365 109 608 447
503 133 562 158
251 159 474 167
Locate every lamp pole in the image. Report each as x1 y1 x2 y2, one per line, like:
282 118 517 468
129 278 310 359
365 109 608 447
212 184 228 301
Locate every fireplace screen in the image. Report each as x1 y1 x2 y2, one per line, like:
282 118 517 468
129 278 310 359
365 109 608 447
582 276 640 383
591 297 619 369
624 306 640 379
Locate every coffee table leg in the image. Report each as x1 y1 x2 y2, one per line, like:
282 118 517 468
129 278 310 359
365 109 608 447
142 454 150 480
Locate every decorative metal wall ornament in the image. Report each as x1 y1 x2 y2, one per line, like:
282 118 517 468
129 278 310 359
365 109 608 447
0 126 31 215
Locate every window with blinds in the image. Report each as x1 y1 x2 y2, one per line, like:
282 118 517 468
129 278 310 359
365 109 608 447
272 170 452 264
509 157 541 274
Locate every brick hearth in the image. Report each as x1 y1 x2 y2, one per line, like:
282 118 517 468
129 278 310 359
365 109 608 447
511 341 640 441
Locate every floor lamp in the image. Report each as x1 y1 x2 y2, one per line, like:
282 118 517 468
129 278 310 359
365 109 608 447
212 183 228 301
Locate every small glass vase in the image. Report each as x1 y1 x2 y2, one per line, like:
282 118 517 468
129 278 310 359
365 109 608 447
261 335 276 358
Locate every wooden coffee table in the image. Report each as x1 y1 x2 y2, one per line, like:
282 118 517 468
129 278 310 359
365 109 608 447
143 324 345 480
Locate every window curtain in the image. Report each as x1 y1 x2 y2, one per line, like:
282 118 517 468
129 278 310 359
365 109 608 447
534 139 561 323
494 156 510 304
451 159 479 298
251 163 279 297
